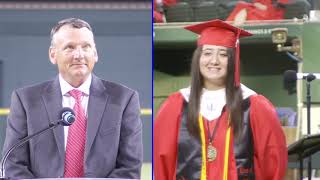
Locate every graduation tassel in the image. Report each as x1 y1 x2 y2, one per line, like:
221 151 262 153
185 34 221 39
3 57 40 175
223 114 232 180
198 115 207 180
234 29 241 87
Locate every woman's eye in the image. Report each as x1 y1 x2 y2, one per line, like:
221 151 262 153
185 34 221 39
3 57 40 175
219 53 228 57
203 52 212 56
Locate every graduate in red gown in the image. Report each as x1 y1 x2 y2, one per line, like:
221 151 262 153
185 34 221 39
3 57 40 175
154 19 288 180
154 0 164 23
226 0 287 23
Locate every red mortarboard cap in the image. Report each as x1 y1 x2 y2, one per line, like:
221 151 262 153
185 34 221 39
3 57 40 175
184 19 252 87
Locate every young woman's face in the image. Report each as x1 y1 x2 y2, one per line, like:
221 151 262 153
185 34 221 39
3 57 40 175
199 45 229 89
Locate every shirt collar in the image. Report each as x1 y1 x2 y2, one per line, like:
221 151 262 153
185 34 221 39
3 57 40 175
59 74 92 96
180 84 256 120
180 83 256 102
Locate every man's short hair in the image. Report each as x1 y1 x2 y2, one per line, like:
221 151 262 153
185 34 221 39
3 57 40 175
50 18 93 45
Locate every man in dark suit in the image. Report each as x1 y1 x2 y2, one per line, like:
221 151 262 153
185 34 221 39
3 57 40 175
2 18 143 178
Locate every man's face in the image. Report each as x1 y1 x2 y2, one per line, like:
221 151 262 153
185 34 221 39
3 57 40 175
49 25 98 86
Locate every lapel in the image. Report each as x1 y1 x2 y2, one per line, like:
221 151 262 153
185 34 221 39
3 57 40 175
41 76 65 162
85 74 109 159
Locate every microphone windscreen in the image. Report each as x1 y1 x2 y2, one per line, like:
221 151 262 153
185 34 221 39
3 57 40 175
60 107 75 126
283 70 297 94
284 70 298 84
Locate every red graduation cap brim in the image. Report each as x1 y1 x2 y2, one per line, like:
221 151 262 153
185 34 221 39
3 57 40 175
184 19 252 47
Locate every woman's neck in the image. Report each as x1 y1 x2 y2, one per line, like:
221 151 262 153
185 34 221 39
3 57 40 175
203 81 225 91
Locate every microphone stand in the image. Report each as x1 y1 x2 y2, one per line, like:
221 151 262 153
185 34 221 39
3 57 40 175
306 74 315 180
0 120 63 179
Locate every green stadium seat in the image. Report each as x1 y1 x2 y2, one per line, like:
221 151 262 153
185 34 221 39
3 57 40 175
193 1 233 21
283 0 311 19
164 2 194 22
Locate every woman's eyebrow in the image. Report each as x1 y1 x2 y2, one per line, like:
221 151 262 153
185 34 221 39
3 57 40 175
218 48 227 52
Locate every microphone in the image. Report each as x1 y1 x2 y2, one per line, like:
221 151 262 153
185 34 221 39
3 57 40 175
284 70 320 83
283 70 320 94
0 107 75 179
60 107 76 126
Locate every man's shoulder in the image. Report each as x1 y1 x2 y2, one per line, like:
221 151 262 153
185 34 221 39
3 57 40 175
15 79 55 95
97 78 136 95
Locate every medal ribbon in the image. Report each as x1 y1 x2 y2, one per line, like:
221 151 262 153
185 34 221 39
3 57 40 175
206 115 221 150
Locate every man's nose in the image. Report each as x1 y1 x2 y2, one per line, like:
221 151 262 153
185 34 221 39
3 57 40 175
73 47 85 59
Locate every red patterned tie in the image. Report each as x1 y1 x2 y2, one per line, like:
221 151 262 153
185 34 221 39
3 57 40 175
64 89 87 177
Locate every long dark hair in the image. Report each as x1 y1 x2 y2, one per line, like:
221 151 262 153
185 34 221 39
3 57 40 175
187 46 243 139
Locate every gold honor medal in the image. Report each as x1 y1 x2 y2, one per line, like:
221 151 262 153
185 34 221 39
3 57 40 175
207 142 217 162
205 115 223 162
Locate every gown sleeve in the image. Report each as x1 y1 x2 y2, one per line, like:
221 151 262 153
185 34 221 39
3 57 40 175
250 95 288 180
154 92 184 180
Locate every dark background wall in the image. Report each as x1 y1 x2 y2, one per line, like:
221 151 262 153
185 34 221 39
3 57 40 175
0 8 152 162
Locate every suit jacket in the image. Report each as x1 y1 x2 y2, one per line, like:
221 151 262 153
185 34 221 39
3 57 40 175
2 74 143 179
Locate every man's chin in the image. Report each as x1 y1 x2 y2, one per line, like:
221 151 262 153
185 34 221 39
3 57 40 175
71 71 89 80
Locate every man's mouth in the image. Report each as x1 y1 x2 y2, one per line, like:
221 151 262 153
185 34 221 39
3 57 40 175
72 64 86 67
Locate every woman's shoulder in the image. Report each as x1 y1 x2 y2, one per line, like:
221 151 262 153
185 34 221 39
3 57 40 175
168 91 184 100
161 91 185 106
155 91 185 128
156 91 184 115
249 94 276 109
248 94 280 125
240 84 274 107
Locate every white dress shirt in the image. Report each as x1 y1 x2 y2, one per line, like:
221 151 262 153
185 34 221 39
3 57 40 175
59 74 92 149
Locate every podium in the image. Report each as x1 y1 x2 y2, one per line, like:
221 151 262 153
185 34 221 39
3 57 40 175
288 133 320 180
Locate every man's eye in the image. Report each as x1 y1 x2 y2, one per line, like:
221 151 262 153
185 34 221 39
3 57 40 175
83 44 91 50
65 45 74 50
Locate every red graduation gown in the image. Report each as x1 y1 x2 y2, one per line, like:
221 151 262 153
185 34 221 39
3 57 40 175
226 0 285 21
154 92 288 180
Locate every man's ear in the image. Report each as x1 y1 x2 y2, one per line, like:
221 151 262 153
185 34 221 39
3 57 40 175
49 47 57 64
94 48 99 62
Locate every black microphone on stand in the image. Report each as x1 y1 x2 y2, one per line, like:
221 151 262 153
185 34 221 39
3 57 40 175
0 107 75 179
284 70 317 180
284 70 320 82
283 70 319 94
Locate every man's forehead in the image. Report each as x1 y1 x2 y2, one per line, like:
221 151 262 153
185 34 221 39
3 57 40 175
52 25 95 44
55 25 93 35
